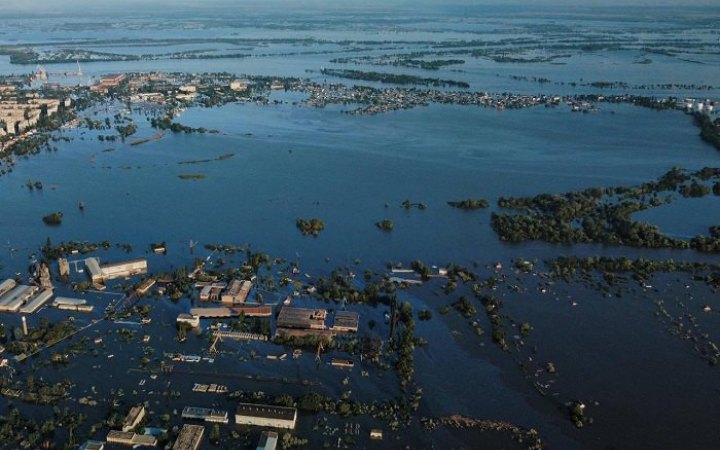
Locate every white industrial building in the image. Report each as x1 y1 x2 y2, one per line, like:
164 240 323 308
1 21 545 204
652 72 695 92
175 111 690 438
235 403 297 429
85 257 147 283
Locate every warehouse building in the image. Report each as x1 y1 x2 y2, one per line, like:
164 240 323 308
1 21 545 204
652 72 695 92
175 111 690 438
122 405 146 432
0 279 16 297
235 403 297 429
19 288 53 314
182 406 229 424
86 257 148 283
331 311 360 333
256 431 279 450
221 279 252 304
0 285 38 312
276 307 327 330
173 424 205 450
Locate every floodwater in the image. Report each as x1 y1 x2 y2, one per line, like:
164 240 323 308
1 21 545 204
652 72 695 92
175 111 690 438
0 7 719 450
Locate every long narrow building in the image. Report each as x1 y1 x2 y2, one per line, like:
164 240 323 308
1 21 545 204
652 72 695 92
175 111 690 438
0 285 38 312
0 279 16 297
173 424 205 450
19 288 53 314
235 403 297 429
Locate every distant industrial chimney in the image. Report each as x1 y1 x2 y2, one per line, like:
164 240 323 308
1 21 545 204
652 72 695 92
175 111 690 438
21 316 28 336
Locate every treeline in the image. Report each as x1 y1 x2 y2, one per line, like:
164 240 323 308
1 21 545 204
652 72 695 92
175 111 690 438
693 112 720 151
150 116 207 134
492 167 720 251
320 68 470 89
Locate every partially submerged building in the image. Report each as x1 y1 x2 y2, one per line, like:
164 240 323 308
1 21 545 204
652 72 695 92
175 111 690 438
177 313 200 328
85 257 147 283
106 431 157 447
122 405 146 432
256 431 279 450
221 279 252 304
0 279 17 297
331 311 360 333
19 288 53 314
235 403 297 429
0 285 38 312
276 307 327 330
173 424 205 450
182 406 229 424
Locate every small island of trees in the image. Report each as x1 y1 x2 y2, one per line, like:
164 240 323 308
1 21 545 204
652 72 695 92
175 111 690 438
447 199 489 210
42 211 63 225
376 219 394 231
296 217 325 236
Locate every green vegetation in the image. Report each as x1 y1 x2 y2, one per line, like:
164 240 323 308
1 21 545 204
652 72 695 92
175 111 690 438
150 115 208 134
546 255 720 288
693 112 720 151
418 310 433 321
492 167 720 251
452 295 476 318
376 219 394 231
448 199 490 210
395 301 416 387
177 173 206 180
296 218 325 236
401 199 427 210
41 211 63 225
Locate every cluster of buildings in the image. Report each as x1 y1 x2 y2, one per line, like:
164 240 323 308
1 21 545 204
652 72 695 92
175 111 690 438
294 80 560 115
0 257 149 317
684 98 717 115
80 403 295 450
89 74 126 94
108 72 254 104
0 279 53 314
0 85 68 141
275 306 359 339
197 279 253 304
84 257 148 284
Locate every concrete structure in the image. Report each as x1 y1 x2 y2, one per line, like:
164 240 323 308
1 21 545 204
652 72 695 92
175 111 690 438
230 80 248 92
106 431 157 446
235 403 297 429
136 278 156 295
0 279 17 297
85 258 103 282
331 311 359 333
79 441 105 450
276 306 327 330
86 257 148 282
173 424 205 450
91 74 126 93
101 258 148 281
221 279 252 304
214 330 268 341
53 297 87 306
122 405 146 432
0 285 38 312
182 406 229 423
256 431 278 450
19 288 53 314
233 305 273 317
57 304 94 312
190 305 272 318
177 313 200 328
